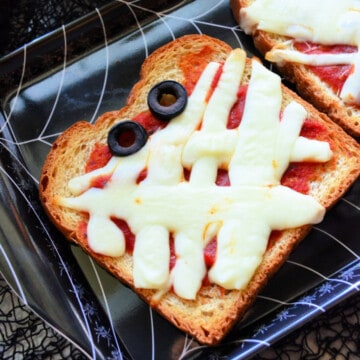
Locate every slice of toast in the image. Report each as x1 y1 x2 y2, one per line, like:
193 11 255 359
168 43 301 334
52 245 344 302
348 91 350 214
39 34 360 345
231 0 360 138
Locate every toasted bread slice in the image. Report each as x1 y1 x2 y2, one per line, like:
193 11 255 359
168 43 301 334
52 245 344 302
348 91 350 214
39 34 360 345
231 0 360 138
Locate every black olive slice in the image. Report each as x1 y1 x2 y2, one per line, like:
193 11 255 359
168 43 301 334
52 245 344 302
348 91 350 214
147 80 187 121
108 121 148 157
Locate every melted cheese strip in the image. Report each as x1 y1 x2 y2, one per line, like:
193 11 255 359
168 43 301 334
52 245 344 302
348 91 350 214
58 49 332 300
239 0 360 105
266 47 357 66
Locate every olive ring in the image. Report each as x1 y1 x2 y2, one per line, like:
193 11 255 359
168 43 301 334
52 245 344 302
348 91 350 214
147 80 188 121
107 121 148 157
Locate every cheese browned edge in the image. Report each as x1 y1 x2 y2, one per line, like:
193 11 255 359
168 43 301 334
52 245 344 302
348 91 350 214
39 34 360 345
231 0 360 138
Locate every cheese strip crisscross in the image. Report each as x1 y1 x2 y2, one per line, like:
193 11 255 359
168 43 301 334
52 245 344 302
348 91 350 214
58 49 332 300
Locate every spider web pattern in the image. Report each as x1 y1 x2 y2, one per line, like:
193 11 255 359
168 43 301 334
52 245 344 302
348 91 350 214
0 1 359 359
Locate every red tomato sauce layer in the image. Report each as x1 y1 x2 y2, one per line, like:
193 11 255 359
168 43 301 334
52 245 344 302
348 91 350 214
85 143 112 173
294 42 357 93
228 85 248 129
179 45 217 95
204 237 217 269
111 217 136 254
169 234 176 270
90 173 111 189
205 64 224 102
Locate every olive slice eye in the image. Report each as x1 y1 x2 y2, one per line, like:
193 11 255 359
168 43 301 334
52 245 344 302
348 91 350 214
108 121 148 156
147 80 188 121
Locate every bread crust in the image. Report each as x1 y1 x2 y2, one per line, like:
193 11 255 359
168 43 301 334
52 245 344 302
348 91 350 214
231 0 360 138
39 34 360 345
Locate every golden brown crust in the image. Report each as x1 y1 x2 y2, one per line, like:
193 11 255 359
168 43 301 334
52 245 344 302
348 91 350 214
39 34 360 345
231 0 360 138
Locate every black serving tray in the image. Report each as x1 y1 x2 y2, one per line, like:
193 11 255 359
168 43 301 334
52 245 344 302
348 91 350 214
0 1 359 359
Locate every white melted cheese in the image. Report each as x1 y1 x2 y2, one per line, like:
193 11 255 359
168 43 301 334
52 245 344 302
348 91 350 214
58 49 332 300
239 0 360 105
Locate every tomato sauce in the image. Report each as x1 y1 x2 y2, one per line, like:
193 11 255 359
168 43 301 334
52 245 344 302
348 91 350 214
89 173 111 189
179 46 217 95
85 143 112 173
215 169 230 186
300 117 329 141
111 217 136 254
202 237 218 287
204 237 217 268
294 42 357 93
183 168 191 182
132 110 166 135
169 234 176 270
136 168 148 184
227 85 248 129
205 64 224 102
77 219 88 243
281 162 320 194
280 118 330 194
